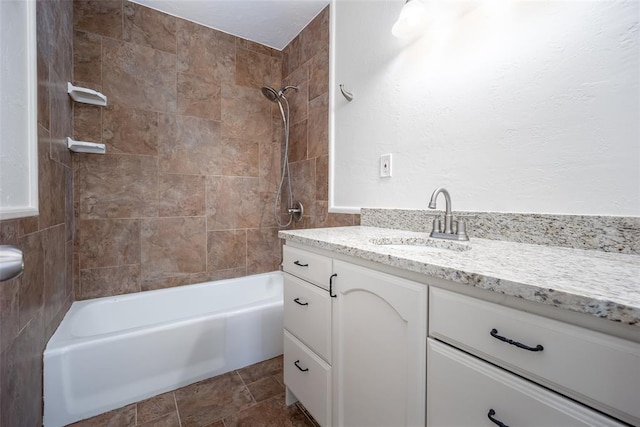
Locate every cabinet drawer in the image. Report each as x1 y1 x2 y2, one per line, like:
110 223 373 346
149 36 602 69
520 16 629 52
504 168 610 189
284 330 331 427
429 287 640 425
282 245 332 290
427 339 624 427
284 273 331 362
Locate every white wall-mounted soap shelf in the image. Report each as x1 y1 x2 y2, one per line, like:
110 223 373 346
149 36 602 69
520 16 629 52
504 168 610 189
67 138 106 154
67 82 107 106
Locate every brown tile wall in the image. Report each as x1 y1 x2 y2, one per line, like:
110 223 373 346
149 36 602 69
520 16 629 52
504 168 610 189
0 0 75 425
282 7 360 230
0 3 356 424
72 0 285 298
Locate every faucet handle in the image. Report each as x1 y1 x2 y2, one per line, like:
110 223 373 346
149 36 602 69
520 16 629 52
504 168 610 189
456 220 469 240
432 218 442 234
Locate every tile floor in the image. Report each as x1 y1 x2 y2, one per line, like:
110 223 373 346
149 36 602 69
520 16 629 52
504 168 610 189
69 356 318 427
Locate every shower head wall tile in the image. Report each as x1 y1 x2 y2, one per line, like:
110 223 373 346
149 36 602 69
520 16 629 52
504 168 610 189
216 138 260 177
206 176 262 231
43 224 69 326
259 192 279 229
315 155 328 202
77 154 159 219
259 141 282 193
141 275 192 293
74 0 123 40
158 113 221 175
300 7 329 66
307 94 328 159
140 217 207 279
236 38 281 59
312 201 357 229
221 85 273 141
282 36 302 81
37 52 50 130
177 19 236 85
236 47 281 89
38 126 66 229
73 30 102 86
102 39 177 113
284 65 309 126
309 46 329 101
73 103 102 143
177 72 222 121
17 231 45 333
49 67 73 168
123 1 177 54
207 230 247 271
102 104 159 156
78 219 141 270
247 228 282 275
158 174 206 218
288 120 308 164
289 158 317 224
80 265 141 299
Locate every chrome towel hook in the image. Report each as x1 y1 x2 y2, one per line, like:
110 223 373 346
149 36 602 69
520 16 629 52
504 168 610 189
339 84 354 102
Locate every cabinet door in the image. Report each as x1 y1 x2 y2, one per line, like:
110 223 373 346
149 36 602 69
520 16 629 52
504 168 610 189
332 261 427 427
427 338 624 427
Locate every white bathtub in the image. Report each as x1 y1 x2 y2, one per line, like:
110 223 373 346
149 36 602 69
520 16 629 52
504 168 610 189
43 271 284 427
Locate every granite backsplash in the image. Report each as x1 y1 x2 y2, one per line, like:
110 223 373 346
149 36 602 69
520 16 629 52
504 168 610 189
361 209 640 255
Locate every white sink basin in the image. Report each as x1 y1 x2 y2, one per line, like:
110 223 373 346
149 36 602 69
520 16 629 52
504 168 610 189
379 244 446 252
369 237 471 253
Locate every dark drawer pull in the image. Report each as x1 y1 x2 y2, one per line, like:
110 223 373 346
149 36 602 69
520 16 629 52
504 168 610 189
293 260 308 267
488 409 508 427
294 360 309 372
490 328 544 352
294 298 308 306
329 273 338 298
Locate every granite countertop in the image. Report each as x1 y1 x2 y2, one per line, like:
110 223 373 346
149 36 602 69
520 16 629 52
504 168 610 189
279 226 640 327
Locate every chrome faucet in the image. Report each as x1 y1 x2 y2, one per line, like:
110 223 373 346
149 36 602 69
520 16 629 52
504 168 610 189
428 187 469 241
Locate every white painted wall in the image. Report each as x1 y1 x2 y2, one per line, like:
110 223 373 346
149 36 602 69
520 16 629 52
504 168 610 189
330 0 640 216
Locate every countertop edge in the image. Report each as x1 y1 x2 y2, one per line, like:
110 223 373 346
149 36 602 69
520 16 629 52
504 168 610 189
279 230 640 328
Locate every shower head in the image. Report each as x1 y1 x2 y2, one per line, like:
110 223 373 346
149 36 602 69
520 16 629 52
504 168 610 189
261 85 299 102
261 86 280 103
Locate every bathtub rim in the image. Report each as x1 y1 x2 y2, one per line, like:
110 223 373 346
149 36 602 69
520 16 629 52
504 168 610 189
45 270 284 351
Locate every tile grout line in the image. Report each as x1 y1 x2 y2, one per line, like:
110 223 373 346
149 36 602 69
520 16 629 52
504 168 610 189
173 392 182 427
235 369 257 406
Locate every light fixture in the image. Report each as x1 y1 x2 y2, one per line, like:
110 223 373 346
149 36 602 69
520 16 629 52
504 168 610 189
392 0 428 39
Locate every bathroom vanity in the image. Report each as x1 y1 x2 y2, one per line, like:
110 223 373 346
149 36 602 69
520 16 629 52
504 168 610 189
279 225 640 427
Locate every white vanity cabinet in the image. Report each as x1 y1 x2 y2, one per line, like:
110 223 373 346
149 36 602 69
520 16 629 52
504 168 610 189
282 240 638 427
282 244 427 427
331 260 427 427
428 287 639 426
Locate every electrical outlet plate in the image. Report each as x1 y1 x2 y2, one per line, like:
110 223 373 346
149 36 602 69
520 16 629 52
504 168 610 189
380 153 392 178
